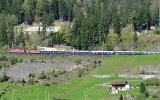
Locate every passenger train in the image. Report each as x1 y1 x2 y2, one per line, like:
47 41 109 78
8 49 160 55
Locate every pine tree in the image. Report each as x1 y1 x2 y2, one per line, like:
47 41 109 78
119 95 123 100
0 13 7 46
6 14 18 47
43 12 54 27
36 0 48 17
98 13 109 44
140 83 146 94
71 10 84 49
80 15 96 50
145 91 149 98
49 0 59 20
22 0 35 24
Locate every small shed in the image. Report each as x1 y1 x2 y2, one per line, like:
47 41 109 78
110 81 130 94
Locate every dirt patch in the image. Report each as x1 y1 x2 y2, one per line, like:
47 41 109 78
6 59 76 80
139 65 160 74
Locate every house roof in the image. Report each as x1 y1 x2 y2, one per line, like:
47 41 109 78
112 81 128 85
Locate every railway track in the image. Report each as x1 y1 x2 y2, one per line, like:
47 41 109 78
1 51 160 56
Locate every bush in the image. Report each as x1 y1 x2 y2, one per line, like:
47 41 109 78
152 94 159 98
78 68 85 77
0 56 8 61
143 78 159 86
119 95 123 100
39 71 46 79
136 94 145 100
43 82 51 86
140 83 146 94
145 91 149 98
10 58 18 65
0 65 2 69
28 73 35 78
22 79 26 84
74 59 82 65
2 45 9 51
154 30 160 35
31 59 34 63
27 78 35 85
0 75 9 82
19 59 23 63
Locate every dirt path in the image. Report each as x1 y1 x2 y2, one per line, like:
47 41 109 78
93 74 160 79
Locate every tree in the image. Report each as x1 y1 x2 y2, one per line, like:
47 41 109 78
119 95 123 100
36 0 48 17
145 91 149 98
80 15 97 50
98 13 109 44
6 14 18 47
71 10 84 49
112 3 122 35
150 0 159 26
120 24 135 50
140 83 146 94
42 12 54 31
58 0 67 21
22 0 35 24
0 13 7 46
105 28 118 51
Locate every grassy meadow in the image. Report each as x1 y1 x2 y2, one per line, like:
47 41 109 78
1 55 160 100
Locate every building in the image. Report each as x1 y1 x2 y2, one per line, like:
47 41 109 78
110 81 130 94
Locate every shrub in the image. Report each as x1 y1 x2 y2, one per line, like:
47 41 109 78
19 59 23 63
0 75 9 82
3 96 8 100
39 71 46 79
140 83 146 94
31 59 34 63
119 95 123 100
52 82 58 85
43 82 51 86
0 65 2 69
78 68 85 77
74 59 82 65
22 79 26 83
152 94 159 98
154 30 160 35
27 78 35 85
136 94 145 100
2 45 9 51
11 58 18 65
0 56 8 61
145 91 149 98
28 73 35 78
143 78 159 86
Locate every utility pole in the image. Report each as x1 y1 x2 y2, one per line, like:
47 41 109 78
84 90 86 100
102 42 104 58
48 93 50 100
84 88 88 100
37 94 39 100
12 89 14 100
86 88 88 100
72 47 74 56
45 86 47 100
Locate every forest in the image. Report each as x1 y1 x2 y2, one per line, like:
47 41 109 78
0 0 159 50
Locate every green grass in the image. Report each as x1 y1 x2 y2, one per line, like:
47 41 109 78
96 55 160 74
1 55 160 100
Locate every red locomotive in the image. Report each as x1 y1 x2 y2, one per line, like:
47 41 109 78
9 49 41 54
